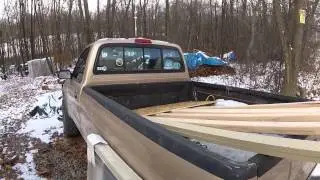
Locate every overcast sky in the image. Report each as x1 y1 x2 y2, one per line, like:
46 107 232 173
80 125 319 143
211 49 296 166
0 0 108 18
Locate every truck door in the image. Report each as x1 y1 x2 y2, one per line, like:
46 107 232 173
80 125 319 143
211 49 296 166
68 47 91 122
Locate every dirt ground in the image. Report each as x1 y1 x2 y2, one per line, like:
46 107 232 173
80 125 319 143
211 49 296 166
189 65 236 77
0 76 87 179
33 135 87 180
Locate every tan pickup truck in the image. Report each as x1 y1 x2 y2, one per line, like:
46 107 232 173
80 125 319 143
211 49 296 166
59 38 317 180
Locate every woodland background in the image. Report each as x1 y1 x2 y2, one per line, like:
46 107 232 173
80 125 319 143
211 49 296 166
0 0 319 95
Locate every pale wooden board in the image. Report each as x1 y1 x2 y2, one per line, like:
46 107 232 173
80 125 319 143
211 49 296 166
134 101 215 116
147 117 320 135
198 101 320 109
155 112 320 122
147 119 320 162
172 107 320 114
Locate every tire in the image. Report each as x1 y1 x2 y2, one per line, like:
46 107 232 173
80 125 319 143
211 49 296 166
63 97 80 137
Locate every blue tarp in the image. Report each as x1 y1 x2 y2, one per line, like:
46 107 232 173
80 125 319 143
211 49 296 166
184 51 236 70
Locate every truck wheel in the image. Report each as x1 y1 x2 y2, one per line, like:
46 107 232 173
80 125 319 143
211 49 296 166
63 98 80 137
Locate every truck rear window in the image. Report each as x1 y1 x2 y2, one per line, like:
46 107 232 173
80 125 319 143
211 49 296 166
95 45 184 73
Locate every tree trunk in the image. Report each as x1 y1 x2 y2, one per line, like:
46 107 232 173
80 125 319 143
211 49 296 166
83 0 93 43
30 0 35 59
165 0 169 39
19 0 29 63
274 0 306 96
66 0 74 47
132 0 135 37
106 0 111 37
97 0 101 39
142 0 148 37
35 0 54 74
292 0 306 92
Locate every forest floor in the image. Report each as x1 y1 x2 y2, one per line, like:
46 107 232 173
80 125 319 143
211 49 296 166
0 76 86 179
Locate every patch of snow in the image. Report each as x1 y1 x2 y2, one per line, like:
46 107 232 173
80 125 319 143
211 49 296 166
310 164 320 177
19 90 63 143
200 140 256 162
192 61 284 93
197 51 210 58
214 99 248 107
192 61 320 100
13 143 39 180
19 117 63 144
1 75 62 178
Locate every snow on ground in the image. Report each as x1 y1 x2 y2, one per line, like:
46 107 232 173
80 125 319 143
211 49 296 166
13 144 38 179
18 91 63 143
193 62 283 93
0 75 63 179
193 61 320 100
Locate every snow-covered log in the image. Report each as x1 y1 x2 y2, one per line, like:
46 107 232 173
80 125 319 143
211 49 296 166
28 58 54 78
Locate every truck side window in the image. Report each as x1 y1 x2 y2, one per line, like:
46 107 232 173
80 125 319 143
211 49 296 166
73 47 90 82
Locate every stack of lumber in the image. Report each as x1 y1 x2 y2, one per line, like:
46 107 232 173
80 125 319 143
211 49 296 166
138 101 320 136
135 101 320 162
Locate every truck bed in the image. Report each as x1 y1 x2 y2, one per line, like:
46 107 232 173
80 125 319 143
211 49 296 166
83 81 314 180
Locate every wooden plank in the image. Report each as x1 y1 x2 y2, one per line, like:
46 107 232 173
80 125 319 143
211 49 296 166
172 107 320 114
146 117 320 135
147 119 320 162
155 112 320 122
135 101 215 116
198 101 320 109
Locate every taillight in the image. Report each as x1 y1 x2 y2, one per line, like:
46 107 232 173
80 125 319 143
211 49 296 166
135 38 152 44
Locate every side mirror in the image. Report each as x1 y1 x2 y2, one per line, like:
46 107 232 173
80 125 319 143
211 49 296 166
58 70 71 79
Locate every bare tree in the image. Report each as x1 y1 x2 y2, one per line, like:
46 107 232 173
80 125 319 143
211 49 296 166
96 0 101 39
30 0 35 59
19 0 29 63
165 0 170 39
83 0 93 43
274 0 306 96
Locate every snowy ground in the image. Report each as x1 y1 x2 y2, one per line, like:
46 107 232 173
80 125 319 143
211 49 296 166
18 91 63 144
0 76 63 178
193 61 320 100
0 75 86 179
